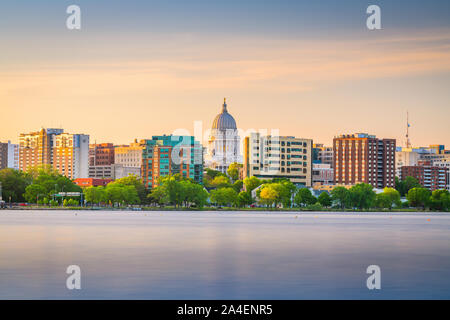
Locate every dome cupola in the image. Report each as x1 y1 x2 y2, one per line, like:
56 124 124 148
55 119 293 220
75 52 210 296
212 98 237 130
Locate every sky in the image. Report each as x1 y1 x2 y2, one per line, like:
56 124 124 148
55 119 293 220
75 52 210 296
0 0 449 147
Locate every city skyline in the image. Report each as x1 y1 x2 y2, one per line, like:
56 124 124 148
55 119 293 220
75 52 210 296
1 1 450 147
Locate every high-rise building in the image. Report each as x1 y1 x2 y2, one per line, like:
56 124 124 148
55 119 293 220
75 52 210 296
114 140 144 168
19 128 64 172
89 143 115 166
333 133 396 188
401 166 448 191
206 98 241 173
52 133 90 179
141 135 203 188
243 132 313 186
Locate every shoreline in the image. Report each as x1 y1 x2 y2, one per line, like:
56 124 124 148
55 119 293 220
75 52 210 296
1 206 447 213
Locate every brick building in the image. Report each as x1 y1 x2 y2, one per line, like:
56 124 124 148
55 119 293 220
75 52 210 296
401 166 448 191
333 133 396 188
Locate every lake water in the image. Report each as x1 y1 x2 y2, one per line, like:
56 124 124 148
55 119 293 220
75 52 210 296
0 210 449 299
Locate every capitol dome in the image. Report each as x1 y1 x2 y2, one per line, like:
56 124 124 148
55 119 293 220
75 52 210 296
212 98 237 130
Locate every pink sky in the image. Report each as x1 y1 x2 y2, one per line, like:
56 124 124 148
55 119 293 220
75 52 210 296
1 30 449 148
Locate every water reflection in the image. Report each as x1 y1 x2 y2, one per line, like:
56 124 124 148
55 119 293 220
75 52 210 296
0 210 449 299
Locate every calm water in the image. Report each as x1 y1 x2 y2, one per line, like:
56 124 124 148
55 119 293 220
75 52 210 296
0 210 450 299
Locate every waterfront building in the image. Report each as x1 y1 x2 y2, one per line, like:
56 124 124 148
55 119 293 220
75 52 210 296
312 163 334 185
89 143 115 166
114 140 144 168
243 132 313 187
141 135 203 188
52 133 89 179
313 144 333 167
333 133 396 188
401 165 448 191
206 98 241 173
19 128 64 172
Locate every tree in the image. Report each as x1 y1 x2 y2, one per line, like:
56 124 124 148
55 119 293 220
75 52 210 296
148 185 167 207
210 175 231 188
237 191 253 207
84 186 106 205
189 184 209 208
232 180 244 193
243 176 262 192
0 168 32 202
259 185 279 207
348 183 376 210
317 192 332 207
331 186 350 209
227 162 242 182
294 188 316 207
24 184 47 203
210 187 238 207
429 189 450 211
395 176 422 197
376 187 401 210
108 174 147 203
407 187 431 209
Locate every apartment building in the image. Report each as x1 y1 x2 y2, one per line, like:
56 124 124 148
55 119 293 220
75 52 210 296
333 133 396 188
401 165 448 191
244 132 313 187
52 133 89 179
19 128 64 172
141 135 203 188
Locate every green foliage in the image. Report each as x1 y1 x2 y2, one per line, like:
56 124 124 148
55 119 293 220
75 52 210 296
18 165 83 203
49 200 59 207
395 176 422 197
0 168 32 202
243 176 262 192
63 199 79 207
317 192 332 207
257 181 295 207
24 184 47 203
232 180 244 193
306 203 323 211
210 175 231 188
407 187 431 209
348 183 376 210
203 168 226 188
237 191 253 207
148 175 209 208
205 168 222 180
331 186 350 209
258 185 279 207
84 186 106 204
227 162 242 182
108 174 147 203
210 187 238 207
376 187 401 209
429 189 450 211
105 184 140 205
294 188 316 207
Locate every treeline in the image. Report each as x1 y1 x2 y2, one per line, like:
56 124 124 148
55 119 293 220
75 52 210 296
0 165 81 204
0 164 449 211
